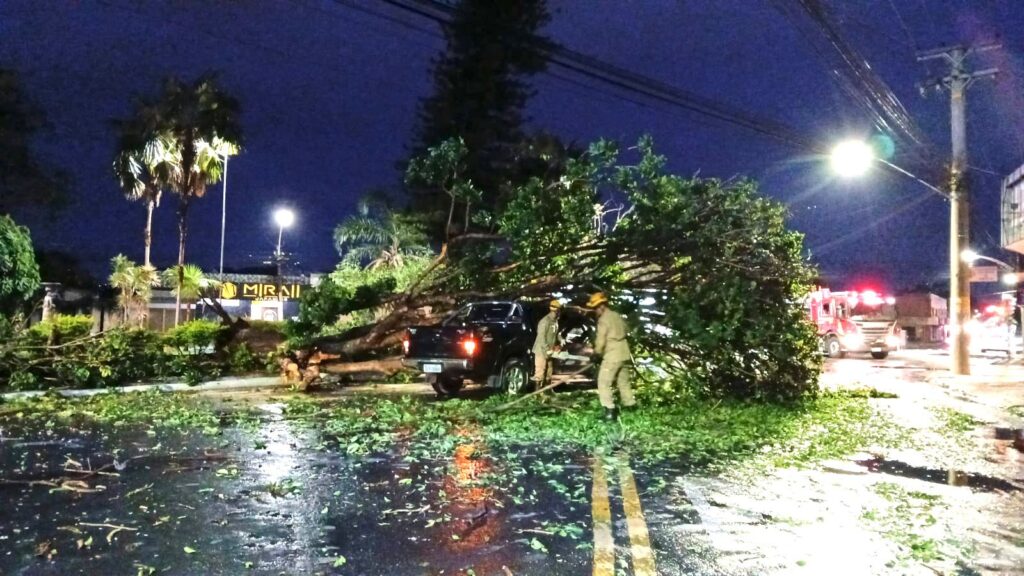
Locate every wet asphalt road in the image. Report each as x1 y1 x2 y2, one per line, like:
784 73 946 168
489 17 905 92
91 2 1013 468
0 398 710 576
4 351 1003 575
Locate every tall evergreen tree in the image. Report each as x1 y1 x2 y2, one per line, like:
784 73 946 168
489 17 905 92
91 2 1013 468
411 0 552 238
0 69 65 213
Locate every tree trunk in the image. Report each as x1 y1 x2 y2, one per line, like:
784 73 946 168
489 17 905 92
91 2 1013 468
445 195 456 239
144 199 155 268
320 356 405 377
464 201 470 233
175 201 189 326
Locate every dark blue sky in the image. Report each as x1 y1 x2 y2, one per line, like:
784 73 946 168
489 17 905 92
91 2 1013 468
3 0 1024 291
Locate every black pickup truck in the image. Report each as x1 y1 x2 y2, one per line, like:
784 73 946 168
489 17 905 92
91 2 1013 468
402 300 590 397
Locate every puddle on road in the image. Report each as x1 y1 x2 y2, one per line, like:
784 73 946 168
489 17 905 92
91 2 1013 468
853 456 1023 493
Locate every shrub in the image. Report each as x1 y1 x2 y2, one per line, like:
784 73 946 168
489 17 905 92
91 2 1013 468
25 314 94 344
163 319 225 385
163 319 224 355
86 328 168 386
0 326 167 391
227 343 258 374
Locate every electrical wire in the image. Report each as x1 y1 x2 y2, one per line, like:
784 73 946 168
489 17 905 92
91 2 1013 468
369 0 823 152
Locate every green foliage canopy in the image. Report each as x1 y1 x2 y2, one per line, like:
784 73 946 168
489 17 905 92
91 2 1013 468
334 200 431 269
0 214 41 318
492 137 821 401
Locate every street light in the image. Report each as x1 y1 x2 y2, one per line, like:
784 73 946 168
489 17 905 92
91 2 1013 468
273 208 295 276
961 249 1019 285
830 140 875 178
961 248 1013 271
829 137 969 374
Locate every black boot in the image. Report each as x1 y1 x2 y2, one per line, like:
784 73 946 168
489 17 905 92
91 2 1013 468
604 407 619 421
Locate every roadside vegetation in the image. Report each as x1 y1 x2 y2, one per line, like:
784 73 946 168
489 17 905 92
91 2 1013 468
0 314 280 392
2 386 909 473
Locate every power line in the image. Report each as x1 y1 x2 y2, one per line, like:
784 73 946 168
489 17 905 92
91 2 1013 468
369 0 823 152
771 0 936 165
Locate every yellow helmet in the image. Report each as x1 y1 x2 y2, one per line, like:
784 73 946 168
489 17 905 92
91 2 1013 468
549 299 563 311
586 292 609 308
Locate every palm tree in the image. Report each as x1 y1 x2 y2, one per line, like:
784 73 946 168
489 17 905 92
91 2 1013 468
117 75 241 324
334 201 431 269
108 254 158 326
161 264 215 323
113 109 176 267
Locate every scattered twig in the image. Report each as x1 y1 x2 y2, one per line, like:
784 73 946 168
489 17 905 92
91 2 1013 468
381 505 431 516
125 483 153 498
79 522 138 543
493 364 594 412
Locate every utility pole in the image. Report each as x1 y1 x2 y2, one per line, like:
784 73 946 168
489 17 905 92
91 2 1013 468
918 43 998 376
219 154 228 279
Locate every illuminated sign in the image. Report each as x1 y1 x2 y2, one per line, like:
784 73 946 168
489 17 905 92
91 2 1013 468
220 282 303 301
969 266 999 283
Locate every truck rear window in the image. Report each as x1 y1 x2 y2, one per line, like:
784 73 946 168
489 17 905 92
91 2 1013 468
469 303 513 322
447 303 512 325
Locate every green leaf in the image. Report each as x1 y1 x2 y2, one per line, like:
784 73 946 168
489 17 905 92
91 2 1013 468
332 555 347 567
529 537 548 553
183 546 197 554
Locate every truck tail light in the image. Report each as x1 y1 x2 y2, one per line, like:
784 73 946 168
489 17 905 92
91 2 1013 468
402 337 410 356
461 338 477 356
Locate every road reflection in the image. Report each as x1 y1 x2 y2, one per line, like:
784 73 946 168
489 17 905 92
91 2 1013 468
437 427 511 574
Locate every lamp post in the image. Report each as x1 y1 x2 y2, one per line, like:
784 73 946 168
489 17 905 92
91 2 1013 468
273 208 295 277
219 154 228 278
830 139 969 374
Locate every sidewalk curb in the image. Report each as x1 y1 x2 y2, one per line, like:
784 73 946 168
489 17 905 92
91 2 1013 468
0 376 287 402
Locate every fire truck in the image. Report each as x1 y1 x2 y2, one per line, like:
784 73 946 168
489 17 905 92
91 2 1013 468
805 288 905 359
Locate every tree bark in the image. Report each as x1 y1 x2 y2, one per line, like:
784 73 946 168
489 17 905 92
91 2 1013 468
320 356 405 377
445 195 456 239
144 199 154 268
175 201 189 326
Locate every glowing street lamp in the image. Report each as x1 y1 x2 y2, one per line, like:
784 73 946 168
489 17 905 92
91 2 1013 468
828 137 970 374
830 139 876 178
273 208 295 278
273 208 295 256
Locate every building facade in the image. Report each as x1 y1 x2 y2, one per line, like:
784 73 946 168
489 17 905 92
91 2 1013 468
1002 163 1024 255
144 273 317 331
894 292 947 344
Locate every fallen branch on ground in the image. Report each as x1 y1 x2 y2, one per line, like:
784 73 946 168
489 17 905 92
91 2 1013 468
493 364 594 412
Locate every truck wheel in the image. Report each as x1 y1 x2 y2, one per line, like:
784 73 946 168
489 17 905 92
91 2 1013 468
825 336 844 358
871 351 889 360
430 375 463 398
500 357 532 395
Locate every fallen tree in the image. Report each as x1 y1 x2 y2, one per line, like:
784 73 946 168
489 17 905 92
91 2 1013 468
289 137 821 402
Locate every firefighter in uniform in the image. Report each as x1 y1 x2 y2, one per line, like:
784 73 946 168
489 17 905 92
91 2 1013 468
587 292 636 420
532 300 562 387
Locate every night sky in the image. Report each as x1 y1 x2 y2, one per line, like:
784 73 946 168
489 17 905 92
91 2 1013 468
3 0 1024 292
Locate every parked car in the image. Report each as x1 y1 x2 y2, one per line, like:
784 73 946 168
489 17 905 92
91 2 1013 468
402 300 591 397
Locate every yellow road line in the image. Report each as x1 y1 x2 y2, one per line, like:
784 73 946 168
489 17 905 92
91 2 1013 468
591 453 615 576
618 455 656 576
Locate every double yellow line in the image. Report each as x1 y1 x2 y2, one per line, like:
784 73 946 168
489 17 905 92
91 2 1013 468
591 451 656 576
